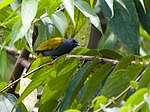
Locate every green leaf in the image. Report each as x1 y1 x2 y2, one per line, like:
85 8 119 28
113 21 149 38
19 0 38 47
114 55 134 71
50 11 67 37
74 0 102 32
98 32 118 50
91 95 108 111
0 0 14 10
60 59 98 111
139 64 150 88
10 0 39 46
0 82 7 90
27 57 51 77
134 0 150 35
64 109 81 112
119 88 148 111
104 0 114 17
72 47 99 56
101 0 140 54
40 16 54 37
141 103 150 112
75 20 91 47
14 38 34 54
101 56 144 98
47 0 61 16
62 0 74 24
90 0 94 7
0 48 7 80
144 93 150 110
0 93 27 112
10 20 22 45
65 7 87 38
140 26 150 42
25 26 34 50
2 15 21 28
72 47 90 55
10 22 28 47
0 6 14 18
34 20 51 49
130 80 138 89
81 63 113 105
99 49 123 60
21 0 38 27
14 65 53 109
37 0 61 17
116 0 127 10
39 58 79 112
139 0 146 12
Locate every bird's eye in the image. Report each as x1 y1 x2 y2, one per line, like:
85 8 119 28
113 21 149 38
73 39 77 43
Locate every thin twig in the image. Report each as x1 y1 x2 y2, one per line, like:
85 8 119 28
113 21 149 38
132 100 145 112
0 59 56 93
66 55 119 64
0 55 118 93
0 45 119 64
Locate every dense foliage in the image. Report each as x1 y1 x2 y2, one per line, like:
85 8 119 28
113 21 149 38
0 0 150 112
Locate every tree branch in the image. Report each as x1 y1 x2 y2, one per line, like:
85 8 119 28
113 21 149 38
7 25 38 94
0 55 118 93
0 59 55 93
7 48 30 94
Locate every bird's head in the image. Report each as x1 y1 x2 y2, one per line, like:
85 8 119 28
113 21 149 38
68 38 80 49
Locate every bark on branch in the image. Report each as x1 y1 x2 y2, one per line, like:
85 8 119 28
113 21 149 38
7 25 38 94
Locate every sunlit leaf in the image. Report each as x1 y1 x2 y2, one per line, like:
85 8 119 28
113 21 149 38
62 0 74 24
74 0 102 33
0 82 7 90
104 0 114 17
0 0 14 10
40 58 79 112
144 93 150 110
0 48 7 80
64 109 81 112
119 88 148 111
0 93 27 112
139 0 146 12
19 78 37 112
21 0 38 27
51 11 67 37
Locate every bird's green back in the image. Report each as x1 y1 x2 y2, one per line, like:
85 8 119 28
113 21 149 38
36 37 64 52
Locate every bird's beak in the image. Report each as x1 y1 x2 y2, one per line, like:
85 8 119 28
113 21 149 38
76 43 80 46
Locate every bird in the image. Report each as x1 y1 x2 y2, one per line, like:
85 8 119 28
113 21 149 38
35 37 80 58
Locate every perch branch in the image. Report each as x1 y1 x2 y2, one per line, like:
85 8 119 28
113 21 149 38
66 55 119 65
0 55 118 93
1 50 147 95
